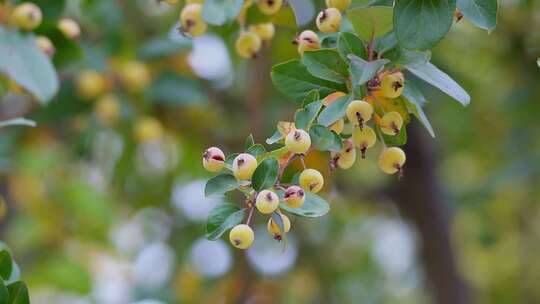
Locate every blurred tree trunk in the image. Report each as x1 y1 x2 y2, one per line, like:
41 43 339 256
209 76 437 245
245 49 272 140
392 122 471 304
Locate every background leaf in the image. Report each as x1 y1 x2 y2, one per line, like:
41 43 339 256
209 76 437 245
7 281 29 304
202 0 244 26
0 250 12 281
457 0 497 31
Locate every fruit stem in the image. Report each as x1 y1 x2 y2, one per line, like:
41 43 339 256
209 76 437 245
375 125 387 148
245 205 255 225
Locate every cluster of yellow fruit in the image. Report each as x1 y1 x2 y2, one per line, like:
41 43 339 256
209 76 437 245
7 2 80 58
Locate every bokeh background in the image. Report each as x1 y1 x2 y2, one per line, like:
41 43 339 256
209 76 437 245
1 0 539 303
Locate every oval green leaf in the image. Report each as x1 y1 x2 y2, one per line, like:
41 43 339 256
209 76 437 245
295 100 323 130
0 250 12 281
252 157 279 191
7 281 29 304
317 94 352 126
309 125 343 152
280 192 330 217
205 174 238 197
301 49 349 83
206 203 246 240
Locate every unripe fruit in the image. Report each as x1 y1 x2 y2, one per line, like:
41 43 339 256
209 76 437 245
346 100 373 127
299 169 324 193
352 125 376 158
316 8 341 33
94 94 120 125
232 153 257 180
257 0 282 15
255 190 279 214
229 224 254 249
249 23 275 41
180 4 207 37
202 147 225 173
11 2 42 31
36 36 55 57
235 31 262 59
283 185 305 208
285 129 311 154
379 71 404 98
323 91 346 106
325 0 351 12
120 61 151 92
76 70 107 100
296 30 320 55
57 18 81 40
329 118 344 134
133 116 164 143
378 147 406 175
380 111 403 136
335 140 356 169
267 213 291 240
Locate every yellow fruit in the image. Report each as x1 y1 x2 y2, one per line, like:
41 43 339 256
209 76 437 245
36 36 55 57
296 30 320 55
133 116 164 143
299 169 324 193
232 153 257 180
76 70 107 100
255 190 279 214
257 0 282 15
283 185 305 208
325 0 351 12
249 23 275 41
346 100 373 127
380 111 403 136
202 147 225 172
285 129 311 154
57 18 81 39
378 147 406 175
229 224 254 249
180 4 207 37
352 125 376 158
94 94 120 125
267 213 291 240
316 8 341 33
322 91 346 106
120 61 151 92
329 118 344 134
11 2 42 31
378 71 404 98
333 140 356 169
235 31 262 59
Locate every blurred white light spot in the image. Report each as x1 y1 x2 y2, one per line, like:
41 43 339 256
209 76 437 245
246 226 298 276
187 35 233 84
132 300 166 304
91 254 132 304
190 238 232 278
135 137 179 177
133 243 175 288
371 218 416 277
171 180 220 221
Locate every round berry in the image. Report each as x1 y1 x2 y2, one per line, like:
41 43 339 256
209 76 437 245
346 100 373 126
379 71 404 98
120 61 151 93
257 0 282 15
299 169 324 193
249 23 275 41
57 18 81 40
352 125 376 158
316 8 341 33
235 31 262 59
296 30 320 55
180 3 207 37
285 129 311 154
76 70 107 100
334 140 356 169
134 116 164 143
36 36 55 57
203 147 226 173
229 224 254 249
283 185 305 208
378 147 406 174
11 2 42 31
255 190 279 214
232 153 257 180
380 111 403 136
94 94 120 126
267 213 291 239
325 0 351 12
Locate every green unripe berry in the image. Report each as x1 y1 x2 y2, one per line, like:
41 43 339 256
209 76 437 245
257 0 282 15
325 0 351 12
296 30 320 55
249 23 275 41
316 8 341 33
378 147 406 175
299 169 324 193
346 100 373 127
380 111 403 136
283 185 305 208
285 129 311 154
334 140 356 169
235 31 262 59
267 213 291 239
180 4 207 37
229 224 254 249
352 125 376 158
232 153 257 180
203 147 225 172
11 2 42 31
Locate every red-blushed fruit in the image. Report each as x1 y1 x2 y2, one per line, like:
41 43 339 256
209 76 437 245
202 147 225 172
283 185 305 208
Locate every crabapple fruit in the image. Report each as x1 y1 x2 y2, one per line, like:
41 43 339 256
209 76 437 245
203 147 225 172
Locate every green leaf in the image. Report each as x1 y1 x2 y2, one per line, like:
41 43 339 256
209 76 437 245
373 31 397 55
309 125 343 152
225 153 240 167
139 37 192 59
295 100 323 130
206 203 246 240
205 174 238 197
7 281 29 304
302 89 320 106
251 157 279 191
246 144 266 157
146 73 206 106
337 31 368 62
202 0 244 26
347 6 393 41
245 134 255 149
386 47 431 66
0 250 12 281
266 130 283 145
349 55 389 87
301 49 349 83
280 192 330 217
394 0 456 50
0 280 8 304
404 62 470 106
382 124 408 146
0 118 36 128
318 94 352 126
402 84 435 137
271 59 347 102
457 0 497 31
273 5 297 28
0 27 59 103
271 211 285 234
